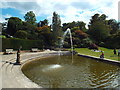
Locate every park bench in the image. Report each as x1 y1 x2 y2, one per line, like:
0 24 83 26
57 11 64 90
4 49 13 54
31 48 39 52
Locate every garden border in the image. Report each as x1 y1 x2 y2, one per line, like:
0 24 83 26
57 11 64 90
78 53 120 66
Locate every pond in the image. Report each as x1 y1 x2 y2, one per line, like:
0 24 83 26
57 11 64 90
22 55 120 88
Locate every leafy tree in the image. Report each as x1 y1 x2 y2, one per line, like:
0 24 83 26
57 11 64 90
14 30 28 39
7 17 22 36
88 14 111 44
52 12 62 36
37 25 54 48
52 12 62 46
38 19 49 27
21 22 38 40
76 21 87 32
24 11 36 25
63 26 89 48
71 27 79 32
68 21 76 29
62 21 77 31
89 22 110 43
99 14 107 21
108 19 120 34
75 30 88 39
89 13 100 25
22 22 37 32
62 23 69 31
104 31 120 48
62 21 87 32
28 30 38 40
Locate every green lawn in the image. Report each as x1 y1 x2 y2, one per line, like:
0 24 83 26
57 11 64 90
74 47 120 61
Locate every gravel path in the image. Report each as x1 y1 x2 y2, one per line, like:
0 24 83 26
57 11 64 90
1 50 59 88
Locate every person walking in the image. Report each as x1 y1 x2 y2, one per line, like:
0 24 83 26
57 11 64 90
118 49 120 56
113 48 116 55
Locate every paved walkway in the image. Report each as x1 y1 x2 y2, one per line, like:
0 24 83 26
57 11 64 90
1 50 59 88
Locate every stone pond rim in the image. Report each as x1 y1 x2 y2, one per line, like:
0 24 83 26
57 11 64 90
77 53 120 66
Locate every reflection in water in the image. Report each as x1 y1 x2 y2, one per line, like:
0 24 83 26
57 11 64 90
89 59 119 88
41 64 62 72
22 55 120 88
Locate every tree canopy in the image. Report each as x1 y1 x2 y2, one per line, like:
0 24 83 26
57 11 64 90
3 11 120 49
24 11 36 25
7 17 22 36
52 12 62 47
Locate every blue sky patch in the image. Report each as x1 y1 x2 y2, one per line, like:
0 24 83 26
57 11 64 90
2 8 23 19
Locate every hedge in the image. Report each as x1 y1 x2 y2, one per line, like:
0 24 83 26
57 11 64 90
2 38 43 51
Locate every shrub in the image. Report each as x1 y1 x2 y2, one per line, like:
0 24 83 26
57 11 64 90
0 35 6 38
14 30 28 39
88 43 98 50
63 41 71 48
75 30 88 39
2 38 43 51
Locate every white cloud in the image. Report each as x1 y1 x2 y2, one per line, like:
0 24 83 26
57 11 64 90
0 14 12 22
1 0 119 25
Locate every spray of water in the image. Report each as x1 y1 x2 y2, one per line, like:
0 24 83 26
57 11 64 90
59 28 74 63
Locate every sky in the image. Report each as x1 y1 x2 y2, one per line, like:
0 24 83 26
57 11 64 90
0 0 119 26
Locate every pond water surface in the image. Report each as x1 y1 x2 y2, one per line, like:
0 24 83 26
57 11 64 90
22 55 120 88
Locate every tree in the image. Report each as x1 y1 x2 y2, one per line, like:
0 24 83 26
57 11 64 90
22 22 37 32
105 31 120 48
21 22 38 40
89 22 110 43
38 19 48 27
108 19 120 34
76 21 87 32
63 26 89 48
7 17 22 36
71 26 79 33
62 21 87 32
89 13 100 25
99 14 107 21
88 14 111 44
75 30 88 39
52 12 62 46
37 25 53 48
24 11 36 25
14 30 28 39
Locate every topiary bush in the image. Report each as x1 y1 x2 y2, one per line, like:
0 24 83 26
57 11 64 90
2 38 43 51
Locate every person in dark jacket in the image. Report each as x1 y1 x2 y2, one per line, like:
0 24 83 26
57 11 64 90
15 49 21 65
100 51 104 59
113 48 116 55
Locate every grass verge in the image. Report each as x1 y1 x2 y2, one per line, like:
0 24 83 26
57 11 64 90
74 47 120 61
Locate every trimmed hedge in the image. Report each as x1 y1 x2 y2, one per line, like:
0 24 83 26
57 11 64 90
2 38 43 51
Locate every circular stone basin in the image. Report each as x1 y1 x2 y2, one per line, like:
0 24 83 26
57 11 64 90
22 55 120 88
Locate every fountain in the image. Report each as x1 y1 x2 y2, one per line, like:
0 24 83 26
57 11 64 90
59 28 73 54
59 28 74 63
48 28 74 68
